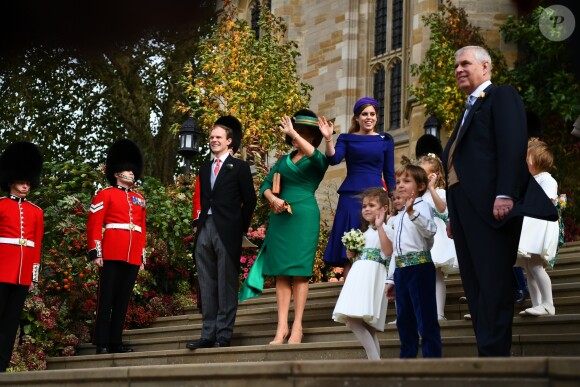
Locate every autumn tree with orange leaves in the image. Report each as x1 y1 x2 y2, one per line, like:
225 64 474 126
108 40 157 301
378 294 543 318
178 0 312 160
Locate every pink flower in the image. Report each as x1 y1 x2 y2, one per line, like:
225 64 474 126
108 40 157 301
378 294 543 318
240 257 247 264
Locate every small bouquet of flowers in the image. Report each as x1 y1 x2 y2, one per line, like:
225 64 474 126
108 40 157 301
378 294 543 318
555 193 567 251
556 194 567 211
341 228 365 252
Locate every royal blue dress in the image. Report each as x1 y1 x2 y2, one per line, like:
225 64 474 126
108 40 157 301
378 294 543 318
323 133 395 267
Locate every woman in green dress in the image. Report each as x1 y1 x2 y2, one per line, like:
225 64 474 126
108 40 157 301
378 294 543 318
239 109 328 345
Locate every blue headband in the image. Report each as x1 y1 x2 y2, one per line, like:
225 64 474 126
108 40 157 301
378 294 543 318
353 97 379 114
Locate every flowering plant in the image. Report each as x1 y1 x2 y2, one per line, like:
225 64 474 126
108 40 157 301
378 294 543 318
556 194 567 211
341 228 365 252
478 91 486 99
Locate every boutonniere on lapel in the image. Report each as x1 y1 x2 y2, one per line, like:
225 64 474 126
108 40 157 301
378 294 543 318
225 163 233 170
477 91 486 99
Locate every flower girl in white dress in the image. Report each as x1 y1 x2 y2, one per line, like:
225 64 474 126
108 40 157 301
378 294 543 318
517 140 560 316
333 187 392 360
417 154 458 320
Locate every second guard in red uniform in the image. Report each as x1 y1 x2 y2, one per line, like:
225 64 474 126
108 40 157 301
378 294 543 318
87 139 146 355
0 142 44 372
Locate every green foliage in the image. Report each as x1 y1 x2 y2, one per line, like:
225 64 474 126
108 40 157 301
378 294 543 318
0 4 217 183
409 0 510 134
140 177 195 296
411 1 580 240
179 0 312 156
9 155 197 370
501 7 580 122
0 48 120 163
501 6 580 240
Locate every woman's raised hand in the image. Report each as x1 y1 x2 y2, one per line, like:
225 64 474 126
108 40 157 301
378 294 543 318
318 116 334 140
279 116 294 135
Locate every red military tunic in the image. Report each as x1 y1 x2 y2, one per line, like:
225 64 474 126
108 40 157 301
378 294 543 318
0 195 44 286
192 176 201 223
87 186 146 266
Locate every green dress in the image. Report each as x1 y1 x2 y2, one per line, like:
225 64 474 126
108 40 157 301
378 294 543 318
239 149 328 302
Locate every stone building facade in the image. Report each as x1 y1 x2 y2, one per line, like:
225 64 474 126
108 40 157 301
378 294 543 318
231 0 519 216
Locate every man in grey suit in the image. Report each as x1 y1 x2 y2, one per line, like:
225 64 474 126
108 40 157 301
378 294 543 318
187 116 257 349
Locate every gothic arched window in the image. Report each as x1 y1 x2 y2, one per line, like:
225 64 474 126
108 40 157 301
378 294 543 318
374 0 387 56
373 66 386 132
251 1 261 39
392 0 403 50
389 61 402 130
370 0 406 132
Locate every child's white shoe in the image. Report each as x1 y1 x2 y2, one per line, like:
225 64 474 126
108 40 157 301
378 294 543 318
524 305 555 316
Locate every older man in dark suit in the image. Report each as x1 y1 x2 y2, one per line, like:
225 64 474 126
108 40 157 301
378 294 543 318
442 46 557 356
187 116 257 349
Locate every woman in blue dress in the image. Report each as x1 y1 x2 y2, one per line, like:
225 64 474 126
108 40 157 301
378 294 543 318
319 97 395 277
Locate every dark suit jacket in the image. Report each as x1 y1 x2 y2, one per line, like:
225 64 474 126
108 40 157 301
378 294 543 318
194 154 257 265
442 84 557 228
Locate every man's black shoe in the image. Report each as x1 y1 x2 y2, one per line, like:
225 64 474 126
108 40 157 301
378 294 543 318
109 344 134 353
186 338 215 350
216 339 231 348
95 345 109 355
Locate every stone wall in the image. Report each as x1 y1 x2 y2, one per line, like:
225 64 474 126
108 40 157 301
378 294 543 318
233 0 519 215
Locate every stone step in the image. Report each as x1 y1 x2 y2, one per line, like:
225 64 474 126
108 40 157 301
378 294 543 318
47 333 580 370
443 268 580 294
74 313 580 356
447 281 580 305
180 277 580 326
46 239 580 375
4 357 579 387
133 293 580 346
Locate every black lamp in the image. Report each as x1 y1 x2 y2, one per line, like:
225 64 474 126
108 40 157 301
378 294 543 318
178 117 202 182
423 115 440 139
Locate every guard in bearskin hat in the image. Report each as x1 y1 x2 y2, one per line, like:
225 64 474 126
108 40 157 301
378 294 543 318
87 139 146 354
415 134 443 160
0 142 44 372
186 115 257 350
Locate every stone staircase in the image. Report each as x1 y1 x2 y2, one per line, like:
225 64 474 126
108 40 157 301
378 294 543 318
2 241 580 386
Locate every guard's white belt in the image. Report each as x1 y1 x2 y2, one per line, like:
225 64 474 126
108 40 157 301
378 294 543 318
0 237 35 247
105 223 142 232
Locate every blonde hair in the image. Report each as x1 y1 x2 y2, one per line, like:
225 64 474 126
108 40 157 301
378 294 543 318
417 154 446 189
527 140 554 173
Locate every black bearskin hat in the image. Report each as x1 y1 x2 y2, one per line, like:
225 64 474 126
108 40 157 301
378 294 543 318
0 142 43 192
105 139 143 186
215 115 243 153
415 134 443 159
284 109 323 148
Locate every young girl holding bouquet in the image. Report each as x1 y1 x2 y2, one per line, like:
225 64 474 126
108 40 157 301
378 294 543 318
332 187 392 360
